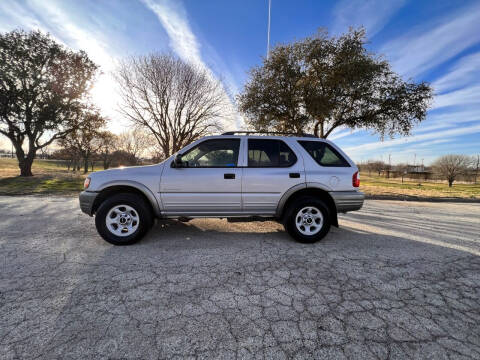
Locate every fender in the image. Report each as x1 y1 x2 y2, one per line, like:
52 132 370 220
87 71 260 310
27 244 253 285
275 182 333 216
97 180 162 217
305 182 333 192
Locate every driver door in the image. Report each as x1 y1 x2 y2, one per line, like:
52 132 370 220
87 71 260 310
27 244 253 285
160 138 243 216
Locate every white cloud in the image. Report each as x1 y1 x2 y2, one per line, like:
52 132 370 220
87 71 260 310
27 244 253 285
427 108 480 125
140 0 203 69
381 3 480 78
398 107 480 135
27 0 115 70
432 85 480 110
344 123 480 155
0 0 125 130
332 0 406 38
432 52 480 94
329 128 361 141
0 1 51 34
140 0 244 130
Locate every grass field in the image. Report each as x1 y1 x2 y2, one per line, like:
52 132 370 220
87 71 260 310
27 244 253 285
0 158 93 195
360 173 480 200
1 158 479 200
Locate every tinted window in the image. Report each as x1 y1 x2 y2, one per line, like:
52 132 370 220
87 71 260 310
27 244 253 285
299 141 350 167
248 139 297 167
181 139 240 167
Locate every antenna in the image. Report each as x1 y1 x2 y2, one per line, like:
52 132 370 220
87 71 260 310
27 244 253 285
267 0 271 59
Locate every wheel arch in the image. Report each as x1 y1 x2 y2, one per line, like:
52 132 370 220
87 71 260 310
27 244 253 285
276 184 338 227
92 181 161 217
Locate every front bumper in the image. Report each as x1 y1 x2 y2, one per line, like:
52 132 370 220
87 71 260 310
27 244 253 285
329 191 365 213
79 191 98 216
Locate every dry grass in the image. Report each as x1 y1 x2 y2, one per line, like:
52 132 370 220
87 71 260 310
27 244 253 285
360 174 480 200
0 158 87 195
1 158 479 200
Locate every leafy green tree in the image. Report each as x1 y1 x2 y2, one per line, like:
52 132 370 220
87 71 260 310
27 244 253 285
0 30 98 176
238 28 433 138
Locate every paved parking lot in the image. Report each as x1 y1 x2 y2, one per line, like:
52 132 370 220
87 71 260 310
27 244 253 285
1 196 479 359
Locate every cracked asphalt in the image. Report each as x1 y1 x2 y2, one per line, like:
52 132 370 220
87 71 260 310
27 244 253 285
1 196 480 359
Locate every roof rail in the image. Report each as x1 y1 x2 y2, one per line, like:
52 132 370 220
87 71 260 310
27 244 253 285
222 131 317 138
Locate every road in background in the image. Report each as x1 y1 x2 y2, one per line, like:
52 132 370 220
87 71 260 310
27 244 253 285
1 197 479 359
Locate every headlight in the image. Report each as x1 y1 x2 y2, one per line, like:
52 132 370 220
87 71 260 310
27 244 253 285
84 177 91 189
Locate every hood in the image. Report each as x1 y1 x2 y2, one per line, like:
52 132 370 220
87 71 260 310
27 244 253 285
86 163 165 192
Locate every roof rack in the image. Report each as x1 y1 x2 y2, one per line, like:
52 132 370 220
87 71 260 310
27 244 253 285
222 131 317 138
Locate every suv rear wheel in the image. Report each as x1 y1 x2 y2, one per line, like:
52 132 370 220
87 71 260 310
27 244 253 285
284 197 331 243
95 193 153 245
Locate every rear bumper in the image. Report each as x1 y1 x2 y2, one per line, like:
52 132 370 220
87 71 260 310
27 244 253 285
79 191 98 216
329 191 364 213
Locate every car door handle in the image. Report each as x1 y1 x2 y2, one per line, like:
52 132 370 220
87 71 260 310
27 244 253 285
224 173 235 179
289 172 300 178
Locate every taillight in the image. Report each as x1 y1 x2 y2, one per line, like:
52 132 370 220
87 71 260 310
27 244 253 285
84 177 91 189
352 171 360 187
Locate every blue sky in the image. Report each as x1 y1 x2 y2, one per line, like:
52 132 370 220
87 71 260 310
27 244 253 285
1 0 479 164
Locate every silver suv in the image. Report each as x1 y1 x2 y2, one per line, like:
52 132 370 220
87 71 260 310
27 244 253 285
79 132 364 245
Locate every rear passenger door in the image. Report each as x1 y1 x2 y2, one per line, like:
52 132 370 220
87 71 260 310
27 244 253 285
242 138 305 215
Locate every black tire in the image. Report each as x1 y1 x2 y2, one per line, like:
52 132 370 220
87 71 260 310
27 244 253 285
95 193 153 245
283 196 331 243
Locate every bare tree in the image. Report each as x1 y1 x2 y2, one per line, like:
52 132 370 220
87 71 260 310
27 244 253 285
96 131 118 170
432 154 472 187
117 128 153 164
115 53 228 158
365 160 385 176
473 154 479 184
394 163 409 183
58 111 106 173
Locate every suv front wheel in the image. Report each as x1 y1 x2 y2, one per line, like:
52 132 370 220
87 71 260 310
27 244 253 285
284 197 331 243
95 193 153 245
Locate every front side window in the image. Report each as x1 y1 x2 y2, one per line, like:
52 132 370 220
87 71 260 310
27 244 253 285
248 139 297 167
181 139 240 167
298 141 350 167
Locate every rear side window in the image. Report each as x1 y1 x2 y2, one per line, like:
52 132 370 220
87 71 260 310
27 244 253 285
248 139 297 167
298 141 350 167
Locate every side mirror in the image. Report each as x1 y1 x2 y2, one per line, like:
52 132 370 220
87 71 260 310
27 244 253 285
172 153 185 168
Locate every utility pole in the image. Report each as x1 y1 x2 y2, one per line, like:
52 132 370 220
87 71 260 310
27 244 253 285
267 0 271 60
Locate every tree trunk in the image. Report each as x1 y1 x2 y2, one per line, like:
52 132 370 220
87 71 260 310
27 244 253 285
14 144 35 177
448 179 453 187
19 157 34 177
84 156 89 174
313 120 325 138
103 151 109 169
